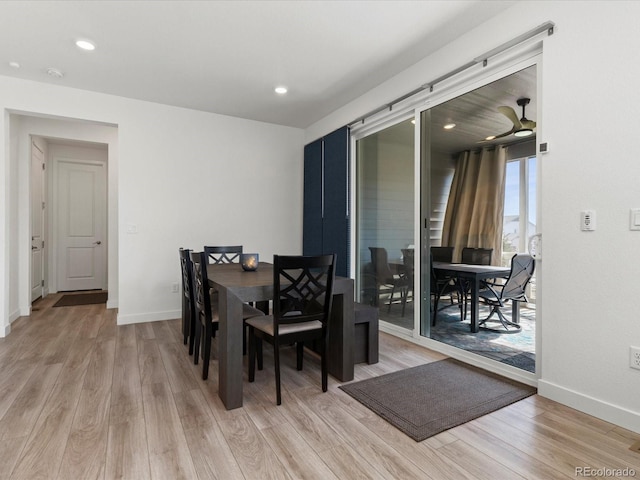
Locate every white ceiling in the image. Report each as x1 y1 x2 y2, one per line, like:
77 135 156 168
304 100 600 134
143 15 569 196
0 0 514 128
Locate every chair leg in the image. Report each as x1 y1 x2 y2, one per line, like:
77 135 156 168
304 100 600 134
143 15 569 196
193 317 201 365
202 321 212 380
188 307 197 356
296 342 304 371
321 340 328 392
479 304 522 333
182 302 189 345
248 327 256 382
387 286 395 313
432 294 440 326
274 341 282 405
257 339 263 370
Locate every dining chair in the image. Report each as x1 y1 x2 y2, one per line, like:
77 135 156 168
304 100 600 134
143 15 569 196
191 251 264 380
203 244 268 353
246 254 336 405
400 248 414 317
179 248 197 355
369 247 409 313
204 245 243 264
478 253 535 333
430 253 463 326
430 246 454 263
459 247 493 318
461 247 492 265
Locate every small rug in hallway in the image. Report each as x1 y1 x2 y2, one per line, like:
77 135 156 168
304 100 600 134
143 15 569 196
53 292 108 307
339 358 536 441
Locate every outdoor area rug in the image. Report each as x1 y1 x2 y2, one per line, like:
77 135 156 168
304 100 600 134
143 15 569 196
53 292 108 307
339 358 536 441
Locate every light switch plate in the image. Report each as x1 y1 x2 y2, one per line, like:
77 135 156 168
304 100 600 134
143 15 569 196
630 209 640 231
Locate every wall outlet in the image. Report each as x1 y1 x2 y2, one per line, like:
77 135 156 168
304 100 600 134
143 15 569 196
171 282 179 293
630 346 640 370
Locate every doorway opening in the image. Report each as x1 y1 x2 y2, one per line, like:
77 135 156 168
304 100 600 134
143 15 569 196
9 112 118 320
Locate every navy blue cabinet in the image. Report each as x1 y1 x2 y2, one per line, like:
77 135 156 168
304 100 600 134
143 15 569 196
303 126 350 277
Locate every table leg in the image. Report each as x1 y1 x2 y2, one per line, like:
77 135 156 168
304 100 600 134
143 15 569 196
470 276 480 333
327 290 354 382
217 286 245 410
511 300 520 323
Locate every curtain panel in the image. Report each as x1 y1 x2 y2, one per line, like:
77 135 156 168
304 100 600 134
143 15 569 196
441 146 507 264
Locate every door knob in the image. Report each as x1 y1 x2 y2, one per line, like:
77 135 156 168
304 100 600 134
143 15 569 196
94 241 102 245
32 246 37 250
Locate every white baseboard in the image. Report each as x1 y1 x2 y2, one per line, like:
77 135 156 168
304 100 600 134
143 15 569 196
10 308 21 323
117 309 180 325
538 379 640 434
1 322 11 337
106 299 118 309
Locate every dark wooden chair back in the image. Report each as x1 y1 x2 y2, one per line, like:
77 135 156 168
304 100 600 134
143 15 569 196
273 254 336 334
191 251 212 328
204 245 243 264
179 248 196 352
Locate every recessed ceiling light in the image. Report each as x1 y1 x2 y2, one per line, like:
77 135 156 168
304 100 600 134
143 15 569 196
443 123 456 130
75 39 96 51
46 67 64 78
485 135 496 141
9 61 20 69
275 86 288 94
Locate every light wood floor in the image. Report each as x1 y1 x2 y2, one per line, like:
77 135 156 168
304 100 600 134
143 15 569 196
1 294 639 480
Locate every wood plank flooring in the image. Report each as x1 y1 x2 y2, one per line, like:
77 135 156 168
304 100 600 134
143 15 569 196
1 294 638 479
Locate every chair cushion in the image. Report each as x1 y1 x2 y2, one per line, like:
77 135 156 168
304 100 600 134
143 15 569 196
245 315 322 336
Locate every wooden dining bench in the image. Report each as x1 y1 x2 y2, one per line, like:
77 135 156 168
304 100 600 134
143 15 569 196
354 303 379 364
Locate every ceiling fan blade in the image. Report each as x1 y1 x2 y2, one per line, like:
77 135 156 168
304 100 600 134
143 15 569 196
521 118 536 129
478 128 514 143
498 106 522 129
493 128 515 139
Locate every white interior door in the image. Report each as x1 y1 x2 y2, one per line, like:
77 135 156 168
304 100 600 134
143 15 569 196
31 142 44 301
57 159 107 291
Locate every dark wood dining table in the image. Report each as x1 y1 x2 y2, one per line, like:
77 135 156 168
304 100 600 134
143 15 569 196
206 262 355 410
432 262 513 333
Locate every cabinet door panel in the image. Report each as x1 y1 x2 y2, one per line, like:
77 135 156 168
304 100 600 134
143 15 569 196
323 127 350 277
303 140 323 256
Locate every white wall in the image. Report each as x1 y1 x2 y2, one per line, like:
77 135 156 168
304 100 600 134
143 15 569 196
0 75 304 333
306 1 640 432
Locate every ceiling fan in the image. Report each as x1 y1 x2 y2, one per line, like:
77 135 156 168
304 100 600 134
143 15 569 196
486 97 536 140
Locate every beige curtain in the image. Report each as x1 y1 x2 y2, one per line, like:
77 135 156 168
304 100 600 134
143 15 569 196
442 146 507 264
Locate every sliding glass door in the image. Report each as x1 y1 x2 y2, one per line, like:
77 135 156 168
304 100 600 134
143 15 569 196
355 118 415 331
352 63 539 373
420 65 538 372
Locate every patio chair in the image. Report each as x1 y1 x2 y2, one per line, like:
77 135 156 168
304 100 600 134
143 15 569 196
430 253 462 326
478 253 535 333
369 247 409 312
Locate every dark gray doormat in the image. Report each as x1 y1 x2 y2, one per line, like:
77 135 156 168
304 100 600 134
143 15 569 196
53 292 108 307
339 358 536 441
